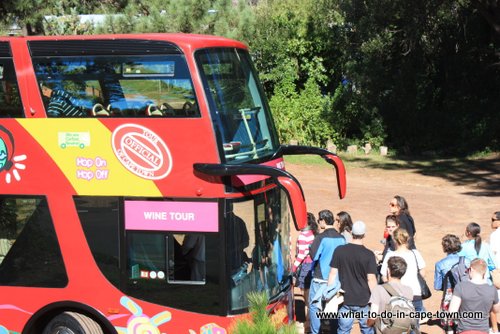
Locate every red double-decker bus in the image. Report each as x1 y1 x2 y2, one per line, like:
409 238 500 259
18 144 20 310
0 33 346 333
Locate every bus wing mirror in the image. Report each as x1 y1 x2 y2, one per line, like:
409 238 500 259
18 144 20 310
193 163 307 230
273 145 347 199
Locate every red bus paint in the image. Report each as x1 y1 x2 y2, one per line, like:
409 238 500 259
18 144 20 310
0 33 346 334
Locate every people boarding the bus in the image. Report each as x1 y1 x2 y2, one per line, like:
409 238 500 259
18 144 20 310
449 258 500 334
389 195 417 249
327 220 378 334
293 212 319 331
308 209 346 334
252 220 271 292
227 212 250 275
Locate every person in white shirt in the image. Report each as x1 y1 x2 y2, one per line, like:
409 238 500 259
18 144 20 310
491 212 500 269
380 228 427 326
490 211 500 334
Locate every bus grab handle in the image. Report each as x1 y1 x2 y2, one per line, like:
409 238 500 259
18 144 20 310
193 163 308 230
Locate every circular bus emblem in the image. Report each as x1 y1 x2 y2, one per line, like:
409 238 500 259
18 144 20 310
112 124 172 180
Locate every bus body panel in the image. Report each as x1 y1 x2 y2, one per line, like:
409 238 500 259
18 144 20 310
0 33 342 334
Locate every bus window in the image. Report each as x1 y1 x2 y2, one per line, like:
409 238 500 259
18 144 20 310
32 55 198 118
125 230 220 314
227 188 291 313
167 233 205 283
76 196 120 287
76 196 222 315
0 59 23 118
0 196 67 287
196 48 279 163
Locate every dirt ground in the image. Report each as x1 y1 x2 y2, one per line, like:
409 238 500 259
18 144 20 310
286 153 500 334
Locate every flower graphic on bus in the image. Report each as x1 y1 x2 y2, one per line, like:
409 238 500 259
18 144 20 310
115 296 172 334
189 323 227 334
0 126 27 184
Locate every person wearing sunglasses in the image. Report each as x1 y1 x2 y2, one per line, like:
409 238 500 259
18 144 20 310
490 212 500 334
389 195 416 249
491 212 500 269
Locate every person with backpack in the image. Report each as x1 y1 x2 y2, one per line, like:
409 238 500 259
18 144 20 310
434 234 468 334
434 234 464 291
368 256 416 334
449 258 500 334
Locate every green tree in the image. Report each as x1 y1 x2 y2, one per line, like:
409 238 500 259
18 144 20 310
331 0 500 153
250 0 345 147
0 0 126 35
94 0 254 42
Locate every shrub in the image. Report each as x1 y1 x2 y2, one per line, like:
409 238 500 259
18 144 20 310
231 292 296 334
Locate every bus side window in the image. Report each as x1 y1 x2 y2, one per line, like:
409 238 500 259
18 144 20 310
0 196 67 287
0 62 23 118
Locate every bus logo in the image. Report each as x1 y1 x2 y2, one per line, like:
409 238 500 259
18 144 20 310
0 125 27 184
112 124 172 180
58 132 90 149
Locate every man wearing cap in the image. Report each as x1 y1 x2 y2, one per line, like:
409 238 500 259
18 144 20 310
327 220 378 334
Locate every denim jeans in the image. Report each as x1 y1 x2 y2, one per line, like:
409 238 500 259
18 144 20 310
412 297 425 330
308 278 324 334
337 304 373 334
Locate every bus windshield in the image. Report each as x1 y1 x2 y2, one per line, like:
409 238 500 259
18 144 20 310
226 187 291 313
196 48 279 163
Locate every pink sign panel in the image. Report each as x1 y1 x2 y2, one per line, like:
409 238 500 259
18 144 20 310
125 201 218 232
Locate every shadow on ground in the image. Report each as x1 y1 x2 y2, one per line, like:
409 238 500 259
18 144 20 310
345 153 500 197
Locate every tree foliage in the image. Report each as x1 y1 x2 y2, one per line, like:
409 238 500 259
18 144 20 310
0 0 498 154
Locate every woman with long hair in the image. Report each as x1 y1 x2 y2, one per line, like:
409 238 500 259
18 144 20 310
458 223 497 334
389 195 417 249
336 211 353 242
459 222 496 278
